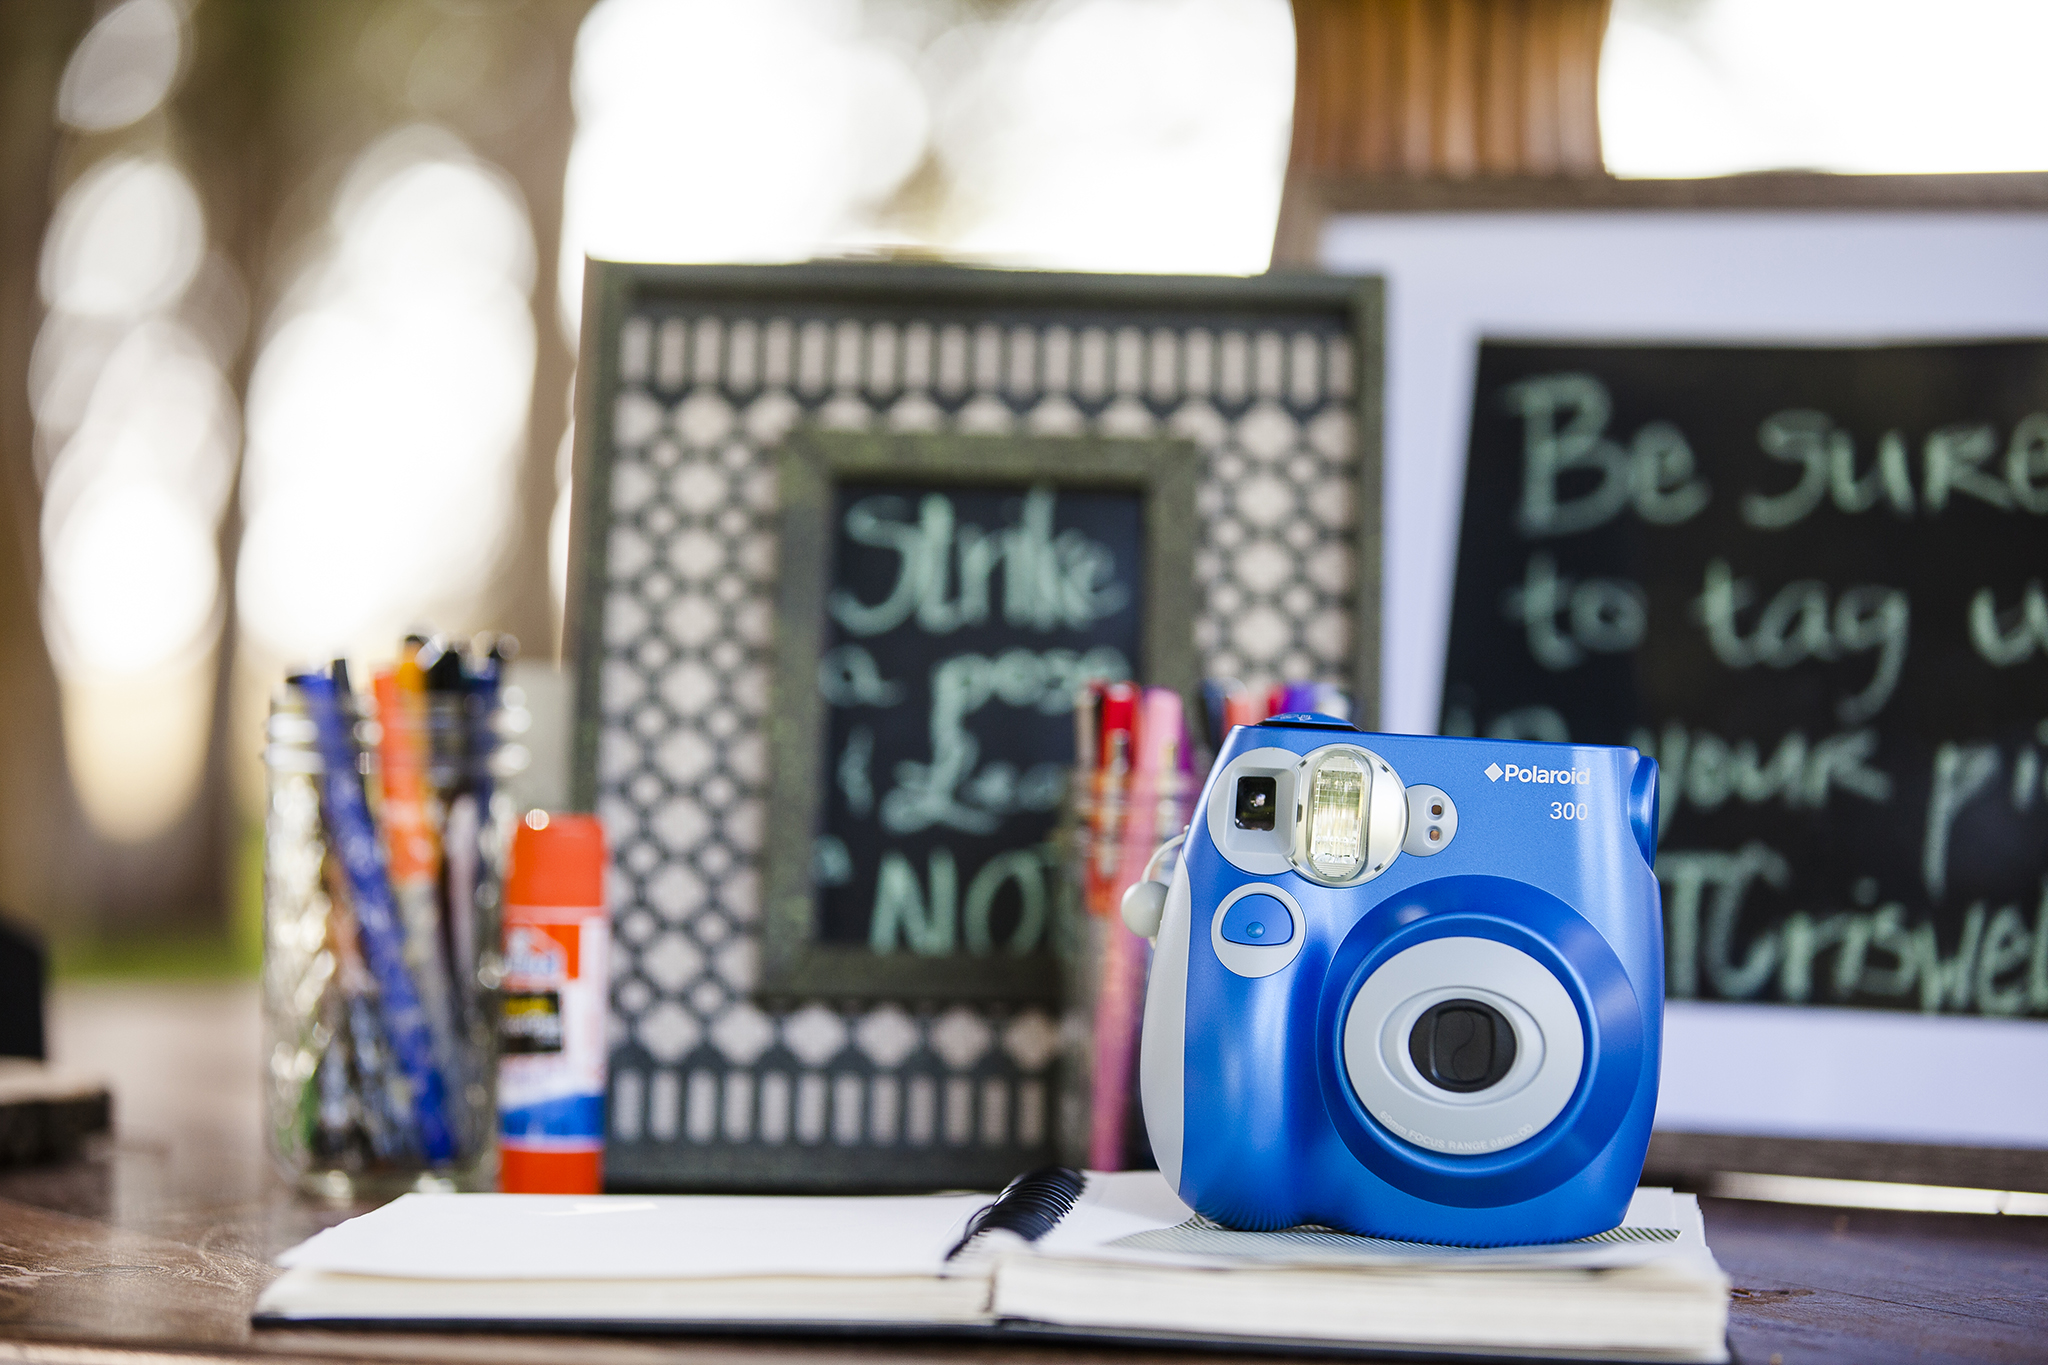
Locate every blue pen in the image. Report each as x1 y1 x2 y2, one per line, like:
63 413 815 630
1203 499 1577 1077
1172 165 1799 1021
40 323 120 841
463 634 511 814
295 667 455 1162
1279 681 1321 715
441 635 510 1043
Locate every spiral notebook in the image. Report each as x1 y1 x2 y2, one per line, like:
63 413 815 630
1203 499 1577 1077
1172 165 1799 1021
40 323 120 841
257 1169 1730 1362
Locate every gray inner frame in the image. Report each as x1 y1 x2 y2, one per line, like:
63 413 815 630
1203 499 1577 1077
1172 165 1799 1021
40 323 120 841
761 429 1199 1003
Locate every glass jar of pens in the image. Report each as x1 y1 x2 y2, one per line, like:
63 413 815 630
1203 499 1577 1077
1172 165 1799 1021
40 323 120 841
261 634 524 1199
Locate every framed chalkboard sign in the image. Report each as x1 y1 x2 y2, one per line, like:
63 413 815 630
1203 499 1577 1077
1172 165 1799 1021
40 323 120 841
567 261 1380 1190
762 432 1195 1001
1445 339 2048 1023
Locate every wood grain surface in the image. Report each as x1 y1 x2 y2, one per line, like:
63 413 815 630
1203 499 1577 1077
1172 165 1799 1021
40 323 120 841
1710 1197 2048 1365
2 984 2043 1364
1649 1131 2048 1198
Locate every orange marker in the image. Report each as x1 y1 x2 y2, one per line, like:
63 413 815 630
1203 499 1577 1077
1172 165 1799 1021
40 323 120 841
373 663 439 886
373 662 459 1093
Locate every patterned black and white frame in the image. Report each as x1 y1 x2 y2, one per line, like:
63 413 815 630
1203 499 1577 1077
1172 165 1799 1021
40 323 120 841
568 262 1382 1191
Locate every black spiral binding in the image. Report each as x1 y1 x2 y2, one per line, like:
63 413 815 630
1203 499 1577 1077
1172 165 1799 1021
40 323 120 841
945 1166 1087 1260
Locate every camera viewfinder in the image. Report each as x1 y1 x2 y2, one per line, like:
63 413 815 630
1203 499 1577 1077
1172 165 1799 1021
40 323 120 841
1234 775 1278 831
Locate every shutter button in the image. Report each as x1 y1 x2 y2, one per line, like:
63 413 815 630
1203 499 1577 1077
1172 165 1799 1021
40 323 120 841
1218 894 1293 946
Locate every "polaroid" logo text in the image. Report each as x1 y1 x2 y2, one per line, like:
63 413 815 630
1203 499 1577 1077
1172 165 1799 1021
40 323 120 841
1485 762 1590 786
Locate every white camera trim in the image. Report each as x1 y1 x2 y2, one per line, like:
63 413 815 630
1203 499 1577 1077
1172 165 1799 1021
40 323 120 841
1402 784 1457 856
1341 937 1584 1156
1209 883 1307 978
1204 747 1303 877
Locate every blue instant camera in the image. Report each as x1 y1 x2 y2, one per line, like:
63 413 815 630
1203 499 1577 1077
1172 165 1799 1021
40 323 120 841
1125 713 1663 1246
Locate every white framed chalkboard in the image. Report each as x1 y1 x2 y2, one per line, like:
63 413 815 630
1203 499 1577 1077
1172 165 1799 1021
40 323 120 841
1321 209 2048 1155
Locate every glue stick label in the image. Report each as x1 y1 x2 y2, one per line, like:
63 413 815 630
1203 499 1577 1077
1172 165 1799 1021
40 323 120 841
498 909 608 1148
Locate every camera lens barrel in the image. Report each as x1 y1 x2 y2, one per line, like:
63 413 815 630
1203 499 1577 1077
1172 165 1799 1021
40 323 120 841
1408 998 1517 1092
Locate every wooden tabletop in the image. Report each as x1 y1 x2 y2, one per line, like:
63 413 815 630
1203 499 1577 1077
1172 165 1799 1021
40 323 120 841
3 982 2044 1365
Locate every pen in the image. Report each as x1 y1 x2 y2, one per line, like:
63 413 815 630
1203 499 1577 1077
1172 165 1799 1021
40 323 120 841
323 849 414 1162
1200 679 1235 753
1069 681 1106 914
1221 684 1262 735
1280 681 1320 715
1089 686 1185 1169
1085 683 1138 918
443 792 481 1041
446 635 512 1036
297 665 456 1163
424 635 469 796
374 661 463 1115
1074 679 1104 776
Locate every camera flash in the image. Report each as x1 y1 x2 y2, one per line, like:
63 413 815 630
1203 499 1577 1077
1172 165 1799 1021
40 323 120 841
1306 753 1367 878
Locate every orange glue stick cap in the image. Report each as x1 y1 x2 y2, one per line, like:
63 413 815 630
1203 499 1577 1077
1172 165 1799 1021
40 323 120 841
504 811 606 909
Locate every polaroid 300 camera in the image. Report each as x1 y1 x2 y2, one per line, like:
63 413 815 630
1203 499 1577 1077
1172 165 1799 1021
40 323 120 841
1123 713 1663 1246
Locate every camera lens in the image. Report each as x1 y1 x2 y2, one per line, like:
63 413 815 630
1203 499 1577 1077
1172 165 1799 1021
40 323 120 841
1233 775 1278 831
1408 999 1517 1093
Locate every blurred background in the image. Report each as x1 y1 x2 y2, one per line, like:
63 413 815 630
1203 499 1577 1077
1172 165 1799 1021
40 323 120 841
3 0 2046 977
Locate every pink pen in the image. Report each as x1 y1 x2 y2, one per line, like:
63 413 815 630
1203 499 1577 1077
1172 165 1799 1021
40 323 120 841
1089 687 1186 1170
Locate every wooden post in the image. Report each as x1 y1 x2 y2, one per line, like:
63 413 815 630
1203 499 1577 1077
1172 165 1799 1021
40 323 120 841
1276 0 1613 262
0 3 95 944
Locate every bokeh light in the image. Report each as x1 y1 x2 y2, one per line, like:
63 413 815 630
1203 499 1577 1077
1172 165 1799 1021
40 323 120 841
40 321 236 678
543 0 1296 613
32 183 237 690
39 155 205 319
558 0 930 332
557 0 1295 337
237 126 537 667
34 0 2042 870
928 0 1294 272
1603 0 2048 177
34 137 229 842
55 0 186 135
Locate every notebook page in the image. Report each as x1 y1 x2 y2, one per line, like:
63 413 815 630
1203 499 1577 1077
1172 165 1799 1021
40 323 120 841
994 1187 1728 1362
1034 1174 1694 1272
277 1192 992 1280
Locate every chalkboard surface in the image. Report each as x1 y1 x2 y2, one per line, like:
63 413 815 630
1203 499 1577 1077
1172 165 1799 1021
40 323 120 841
763 430 1196 1002
813 480 1141 957
1444 340 2048 1019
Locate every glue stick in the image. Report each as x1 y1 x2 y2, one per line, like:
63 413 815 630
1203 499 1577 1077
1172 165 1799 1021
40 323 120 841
498 811 608 1193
